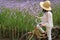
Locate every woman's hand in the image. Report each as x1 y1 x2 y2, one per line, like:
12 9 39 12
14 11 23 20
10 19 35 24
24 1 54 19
35 16 42 19
41 24 46 26
40 23 46 27
35 16 39 18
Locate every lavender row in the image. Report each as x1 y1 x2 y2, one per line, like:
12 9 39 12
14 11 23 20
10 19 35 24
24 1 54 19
0 0 60 15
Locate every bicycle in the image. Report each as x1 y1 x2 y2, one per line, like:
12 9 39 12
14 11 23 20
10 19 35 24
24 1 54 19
20 17 60 40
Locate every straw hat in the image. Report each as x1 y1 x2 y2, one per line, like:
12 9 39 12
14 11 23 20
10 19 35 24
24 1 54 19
40 1 51 10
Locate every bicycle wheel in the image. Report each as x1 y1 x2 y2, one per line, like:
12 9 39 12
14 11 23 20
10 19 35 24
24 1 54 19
51 27 60 40
20 32 38 40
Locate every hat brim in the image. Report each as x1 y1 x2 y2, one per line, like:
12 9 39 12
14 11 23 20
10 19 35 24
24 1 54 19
40 2 51 10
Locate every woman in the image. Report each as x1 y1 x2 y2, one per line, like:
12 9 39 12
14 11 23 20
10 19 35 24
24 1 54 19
36 1 53 40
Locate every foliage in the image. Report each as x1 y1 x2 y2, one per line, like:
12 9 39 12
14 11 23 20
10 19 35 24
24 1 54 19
0 5 60 39
0 8 36 32
52 5 60 26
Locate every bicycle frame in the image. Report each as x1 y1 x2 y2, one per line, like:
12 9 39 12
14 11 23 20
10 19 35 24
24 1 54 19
28 27 47 40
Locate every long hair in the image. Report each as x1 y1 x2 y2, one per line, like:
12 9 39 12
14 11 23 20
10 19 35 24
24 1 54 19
42 9 48 13
42 9 52 13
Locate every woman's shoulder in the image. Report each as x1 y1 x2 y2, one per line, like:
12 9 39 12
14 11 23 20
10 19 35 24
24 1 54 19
47 11 52 15
47 11 52 13
44 11 52 17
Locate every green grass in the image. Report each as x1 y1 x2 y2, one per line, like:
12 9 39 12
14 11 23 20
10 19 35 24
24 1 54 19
0 6 60 32
52 5 60 26
0 6 60 39
0 8 36 32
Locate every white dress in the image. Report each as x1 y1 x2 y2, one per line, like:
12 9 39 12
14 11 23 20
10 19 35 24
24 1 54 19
41 11 53 28
37 11 53 40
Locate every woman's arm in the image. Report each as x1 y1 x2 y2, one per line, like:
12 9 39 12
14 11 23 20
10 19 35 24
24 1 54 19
35 16 42 19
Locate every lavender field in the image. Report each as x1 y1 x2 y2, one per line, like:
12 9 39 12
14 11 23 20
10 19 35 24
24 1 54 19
0 0 60 15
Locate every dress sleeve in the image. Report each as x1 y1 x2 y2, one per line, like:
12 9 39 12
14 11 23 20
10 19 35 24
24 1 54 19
45 12 53 27
45 12 49 23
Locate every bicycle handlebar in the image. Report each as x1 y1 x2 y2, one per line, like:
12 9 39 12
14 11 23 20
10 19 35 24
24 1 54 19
35 18 38 23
